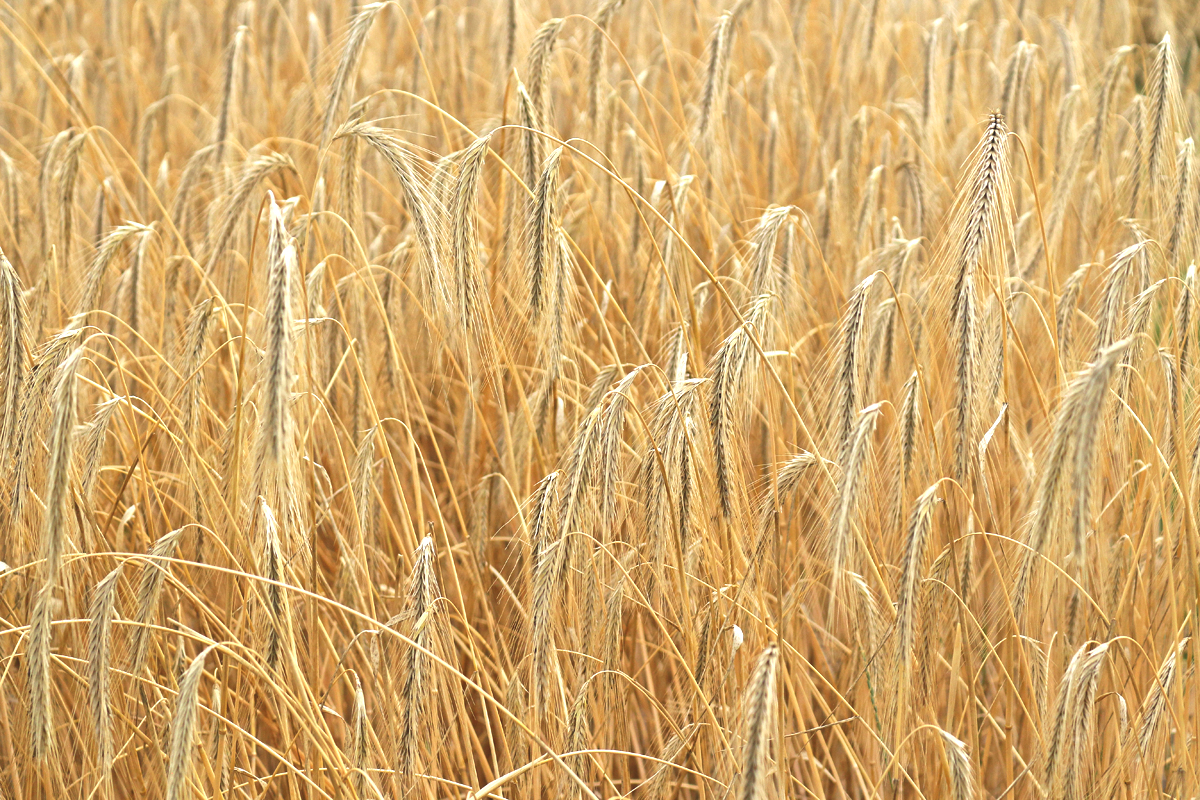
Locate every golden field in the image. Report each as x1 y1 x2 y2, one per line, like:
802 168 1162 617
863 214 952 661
0 0 1198 799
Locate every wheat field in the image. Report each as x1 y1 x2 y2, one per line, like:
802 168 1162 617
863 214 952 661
0 0 1198 798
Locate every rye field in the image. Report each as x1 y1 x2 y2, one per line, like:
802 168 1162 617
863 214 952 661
0 0 1198 799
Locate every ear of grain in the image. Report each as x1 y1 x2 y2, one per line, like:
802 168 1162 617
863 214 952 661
258 499 287 669
1091 242 1146 359
395 535 440 787
335 122 449 324
695 11 734 144
534 229 578 438
832 274 876 460
38 130 72 261
664 324 689 384
1014 339 1128 622
320 3 387 148
0 246 26 460
854 165 883 257
558 407 603 579
9 327 83 531
583 365 619 420
1112 277 1164 431
526 18 564 135
1063 643 1107 800
212 27 246 167
0 151 19 250
130 527 186 673
351 675 371 800
87 564 123 779
898 370 921 487
828 403 882 606
500 0 518 78
709 295 773 520
351 425 379 574
938 729 975 800
942 113 1012 483
77 222 152 319
178 297 216 548
55 131 86 268
449 133 494 360
600 553 631 717
878 239 919 379
587 0 627 130
515 82 543 195
1068 339 1129 575
1145 33 1182 209
1054 84 1080 171
1056 263 1089 365
530 535 565 732
503 671 528 773
1138 637 1187 756
1176 263 1196 383
598 369 638 529
745 451 817 595
1044 643 1087 795
79 395 123 504
895 483 938 670
740 643 780 800
340 101 367 258
166 644 217 800
747 205 793 297
920 19 943 129
40 345 84 585
638 378 705 570
527 147 563 328
203 151 295 274
251 192 302 560
560 683 593 800
1165 138 1196 264
27 583 55 761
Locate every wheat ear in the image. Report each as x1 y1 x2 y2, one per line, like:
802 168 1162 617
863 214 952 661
828 403 882 608
129 527 186 673
947 113 1011 482
527 146 563 327
319 3 387 148
1063 643 1108 800
395 536 440 787
449 133 494 359
587 0 627 130
8 328 83 530
1138 637 1188 757
526 18 564 134
709 295 773 520
0 246 27 460
741 643 780 800
251 192 301 558
350 675 373 799
1145 33 1181 210
87 564 123 779
79 395 123 504
203 151 295 273
833 274 876 460
211 26 246 170
166 644 218 800
40 344 84 586
939 729 976 800
1013 339 1129 622
25 578 58 767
